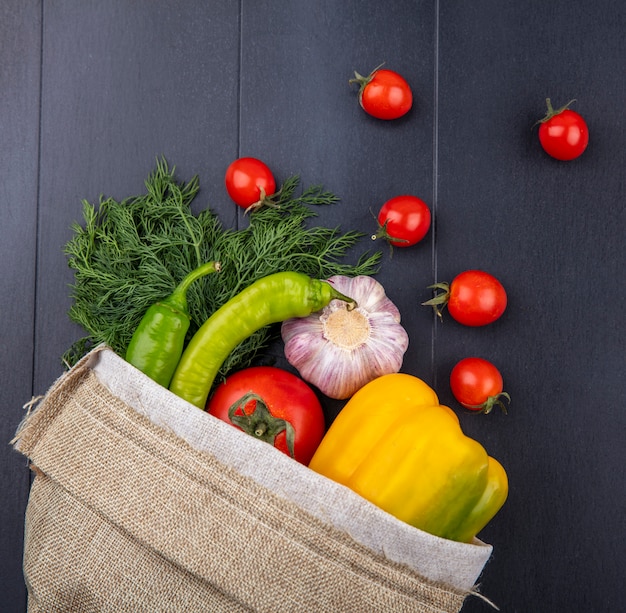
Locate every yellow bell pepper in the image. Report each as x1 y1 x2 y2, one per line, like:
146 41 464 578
308 373 508 543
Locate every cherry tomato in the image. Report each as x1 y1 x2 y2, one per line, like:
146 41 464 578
350 65 413 120
373 195 431 247
423 270 507 326
207 366 325 465
537 98 589 161
450 357 510 414
225 157 276 211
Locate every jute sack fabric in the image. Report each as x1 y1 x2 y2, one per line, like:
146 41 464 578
13 346 494 613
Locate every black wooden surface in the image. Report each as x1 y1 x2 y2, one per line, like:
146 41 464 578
1 1 624 611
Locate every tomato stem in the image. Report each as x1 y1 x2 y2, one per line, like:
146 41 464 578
465 392 511 415
227 392 296 457
371 219 409 257
349 62 386 88
244 185 283 215
371 220 410 244
349 62 388 110
421 282 451 321
534 97 577 127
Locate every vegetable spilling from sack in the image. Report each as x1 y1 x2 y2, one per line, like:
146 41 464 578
64 159 507 544
63 158 381 373
309 374 508 543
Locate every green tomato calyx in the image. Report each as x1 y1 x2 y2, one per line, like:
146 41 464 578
244 186 282 215
465 392 511 415
227 392 296 457
535 98 577 127
371 219 410 245
371 219 409 258
349 62 386 98
422 282 451 322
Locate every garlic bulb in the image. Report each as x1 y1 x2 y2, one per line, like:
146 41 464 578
281 275 409 399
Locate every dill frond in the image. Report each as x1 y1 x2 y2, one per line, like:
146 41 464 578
63 159 381 385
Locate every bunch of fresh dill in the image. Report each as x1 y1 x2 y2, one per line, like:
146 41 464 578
64 158 381 383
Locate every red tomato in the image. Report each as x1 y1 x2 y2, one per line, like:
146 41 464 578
225 157 276 211
537 98 589 161
450 357 510 414
206 366 325 465
350 66 413 120
423 270 507 326
373 195 431 247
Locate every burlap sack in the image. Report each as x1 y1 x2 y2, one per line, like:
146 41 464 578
13 346 494 613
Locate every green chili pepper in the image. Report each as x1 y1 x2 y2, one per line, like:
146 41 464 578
125 261 221 387
168 271 357 408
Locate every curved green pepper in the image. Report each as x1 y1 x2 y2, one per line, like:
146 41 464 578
125 261 221 387
169 271 356 409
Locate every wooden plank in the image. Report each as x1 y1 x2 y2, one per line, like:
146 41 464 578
239 0 437 413
20 2 240 610
34 0 241 391
436 1 625 611
0 1 41 609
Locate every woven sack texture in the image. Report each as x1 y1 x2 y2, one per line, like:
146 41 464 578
13 347 493 613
